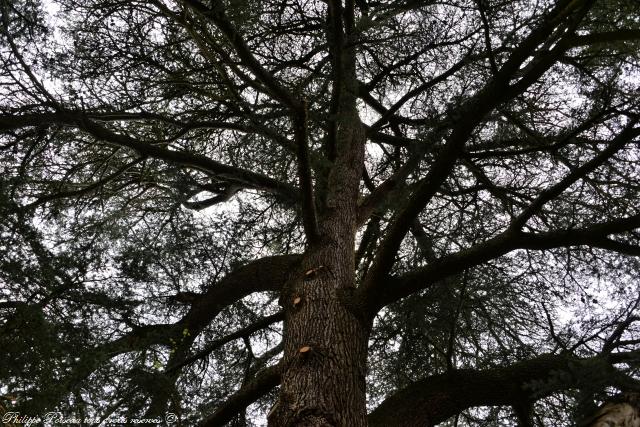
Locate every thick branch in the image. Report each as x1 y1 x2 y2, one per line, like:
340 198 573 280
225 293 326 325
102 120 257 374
369 350 640 427
294 102 320 244
182 255 301 330
569 29 640 47
34 254 299 411
367 213 640 313
0 112 299 203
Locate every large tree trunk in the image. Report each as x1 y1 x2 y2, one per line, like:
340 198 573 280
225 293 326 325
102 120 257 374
270 242 369 426
268 1 368 420
269 109 368 426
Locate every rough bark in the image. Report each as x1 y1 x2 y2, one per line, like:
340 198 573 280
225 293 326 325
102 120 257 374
263 0 371 423
269 105 369 426
582 393 640 427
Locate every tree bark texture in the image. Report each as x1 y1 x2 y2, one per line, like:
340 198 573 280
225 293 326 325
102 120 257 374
269 110 369 426
582 393 640 427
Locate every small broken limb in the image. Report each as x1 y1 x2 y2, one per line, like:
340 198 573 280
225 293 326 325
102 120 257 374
304 266 324 280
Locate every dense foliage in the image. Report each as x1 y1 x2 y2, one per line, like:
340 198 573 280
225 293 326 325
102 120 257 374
1 0 640 425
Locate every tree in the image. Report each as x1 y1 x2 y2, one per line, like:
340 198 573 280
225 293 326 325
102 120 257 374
1 0 640 425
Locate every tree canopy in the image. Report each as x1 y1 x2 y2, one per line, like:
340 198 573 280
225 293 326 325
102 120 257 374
1 0 640 425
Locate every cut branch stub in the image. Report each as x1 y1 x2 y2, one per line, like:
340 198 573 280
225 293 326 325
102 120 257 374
303 266 325 281
292 296 302 308
299 346 312 355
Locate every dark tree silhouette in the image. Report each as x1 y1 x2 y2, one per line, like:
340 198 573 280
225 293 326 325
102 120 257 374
1 0 640 425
